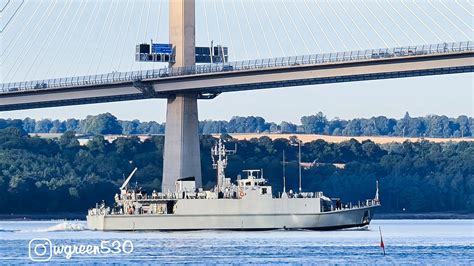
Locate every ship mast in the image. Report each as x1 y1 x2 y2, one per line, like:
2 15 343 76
211 138 236 191
282 150 287 197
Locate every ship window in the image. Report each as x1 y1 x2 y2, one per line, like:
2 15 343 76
262 188 267 194
245 181 251 186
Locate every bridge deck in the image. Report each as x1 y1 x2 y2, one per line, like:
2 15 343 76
0 41 472 111
2 41 472 93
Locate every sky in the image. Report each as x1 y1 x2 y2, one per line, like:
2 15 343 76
0 0 472 123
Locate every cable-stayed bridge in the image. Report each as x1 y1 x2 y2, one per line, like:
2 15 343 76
1 0 473 191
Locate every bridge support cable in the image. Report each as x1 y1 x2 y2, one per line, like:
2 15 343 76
293 0 322 53
117 0 134 72
130 0 147 71
337 0 373 49
25 1 74 81
5 0 58 82
281 0 311 55
213 0 228 59
264 0 297 57
428 0 472 40
326 0 363 50
231 0 249 60
95 0 120 74
303 0 336 52
143 0 152 42
455 0 473 17
271 0 299 55
87 0 116 76
0 0 10 12
45 0 87 78
315 1 349 51
111 0 130 71
400 0 442 43
361 1 400 46
0 0 24 33
438 0 473 32
412 1 456 43
239 0 261 59
140 0 153 72
374 0 415 45
73 0 104 77
350 0 389 48
1 0 44 58
253 0 276 58
202 0 212 51
386 1 427 44
66 1 99 76
151 0 163 71
221 0 236 61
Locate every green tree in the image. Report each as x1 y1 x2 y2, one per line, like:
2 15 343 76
301 112 327 134
280 121 297 133
81 113 123 135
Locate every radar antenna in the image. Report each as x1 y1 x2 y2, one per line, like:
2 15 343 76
281 150 288 198
374 180 380 203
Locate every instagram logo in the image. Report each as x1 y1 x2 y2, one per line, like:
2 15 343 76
28 238 52 262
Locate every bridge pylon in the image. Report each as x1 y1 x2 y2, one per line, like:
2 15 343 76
162 0 202 192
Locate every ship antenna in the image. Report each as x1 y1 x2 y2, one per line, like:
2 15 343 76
290 138 303 193
282 150 286 194
375 179 380 203
298 139 302 193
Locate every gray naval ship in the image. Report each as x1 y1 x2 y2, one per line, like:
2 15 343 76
87 139 380 231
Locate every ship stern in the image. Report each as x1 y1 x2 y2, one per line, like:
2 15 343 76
86 209 106 230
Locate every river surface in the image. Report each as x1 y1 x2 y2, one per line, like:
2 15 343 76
0 219 472 264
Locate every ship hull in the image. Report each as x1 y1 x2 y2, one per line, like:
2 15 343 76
87 205 377 231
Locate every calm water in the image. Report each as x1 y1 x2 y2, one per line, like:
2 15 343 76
0 219 472 264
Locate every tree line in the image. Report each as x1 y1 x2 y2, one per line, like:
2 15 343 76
1 112 472 137
0 127 472 214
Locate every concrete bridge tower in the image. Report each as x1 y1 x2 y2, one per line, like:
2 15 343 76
162 0 202 192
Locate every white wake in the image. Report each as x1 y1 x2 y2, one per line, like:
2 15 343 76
31 221 87 232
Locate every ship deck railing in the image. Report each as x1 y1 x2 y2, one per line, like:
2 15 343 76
329 199 379 212
89 199 379 216
121 191 331 201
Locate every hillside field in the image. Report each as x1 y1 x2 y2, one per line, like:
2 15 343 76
220 133 474 144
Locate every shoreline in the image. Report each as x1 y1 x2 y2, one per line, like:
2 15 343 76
0 212 472 221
